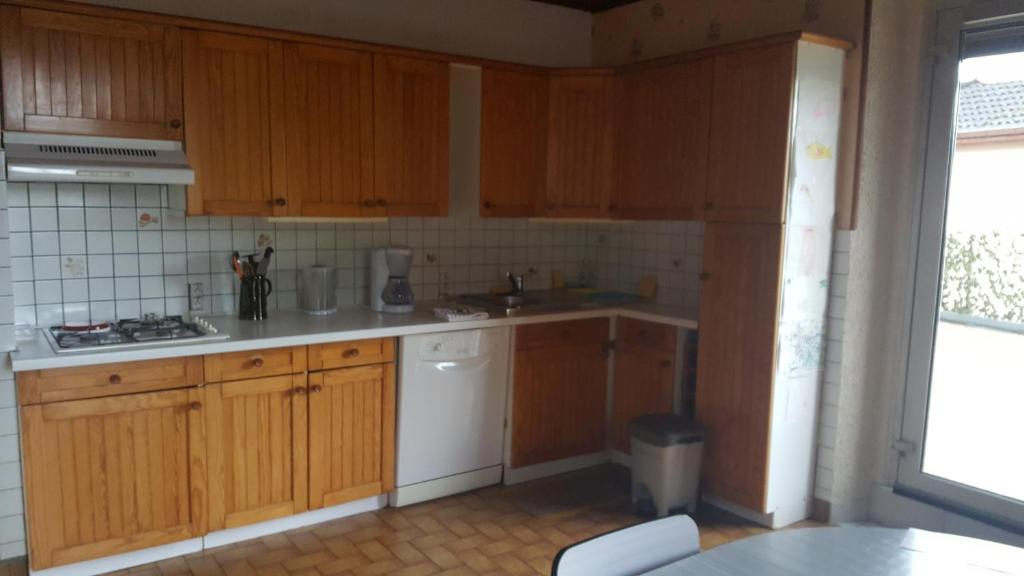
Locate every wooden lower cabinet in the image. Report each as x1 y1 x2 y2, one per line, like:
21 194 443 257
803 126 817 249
308 363 396 509
610 342 676 454
205 374 308 531
20 388 207 570
696 223 783 512
511 320 610 467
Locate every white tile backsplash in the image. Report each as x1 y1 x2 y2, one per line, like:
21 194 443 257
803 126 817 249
815 230 851 502
8 182 682 325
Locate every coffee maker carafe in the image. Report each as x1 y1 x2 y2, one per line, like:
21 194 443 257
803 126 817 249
370 246 414 313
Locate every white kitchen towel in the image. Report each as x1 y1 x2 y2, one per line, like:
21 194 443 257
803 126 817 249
433 307 489 322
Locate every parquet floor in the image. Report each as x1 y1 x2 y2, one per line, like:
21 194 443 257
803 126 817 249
0 465 821 576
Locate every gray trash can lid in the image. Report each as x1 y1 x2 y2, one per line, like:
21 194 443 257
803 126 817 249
629 413 704 447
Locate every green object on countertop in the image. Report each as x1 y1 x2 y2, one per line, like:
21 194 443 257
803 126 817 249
583 291 642 305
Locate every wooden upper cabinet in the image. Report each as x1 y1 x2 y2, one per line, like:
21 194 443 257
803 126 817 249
182 30 286 216
20 388 206 570
705 43 796 224
480 68 547 217
615 59 713 220
696 222 783 512
0 7 183 139
206 375 308 531
373 54 449 217
544 73 615 218
284 43 374 217
308 364 396 509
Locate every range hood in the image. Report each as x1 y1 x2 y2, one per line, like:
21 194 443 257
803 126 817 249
2 131 194 185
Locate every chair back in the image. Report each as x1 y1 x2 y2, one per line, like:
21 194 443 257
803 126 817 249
551 514 701 576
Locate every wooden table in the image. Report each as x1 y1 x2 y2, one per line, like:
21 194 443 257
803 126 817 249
642 526 1024 576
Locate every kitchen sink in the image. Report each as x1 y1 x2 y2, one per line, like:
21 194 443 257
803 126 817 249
457 289 631 315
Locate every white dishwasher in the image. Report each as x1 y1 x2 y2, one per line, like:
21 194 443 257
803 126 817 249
390 327 511 506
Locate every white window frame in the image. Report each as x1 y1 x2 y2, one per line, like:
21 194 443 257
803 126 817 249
899 1 1024 530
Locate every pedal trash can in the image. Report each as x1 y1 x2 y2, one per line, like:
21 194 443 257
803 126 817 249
629 413 705 517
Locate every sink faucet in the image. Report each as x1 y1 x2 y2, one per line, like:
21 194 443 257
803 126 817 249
506 271 525 295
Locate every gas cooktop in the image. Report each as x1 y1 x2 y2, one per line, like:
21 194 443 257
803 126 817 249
45 315 229 354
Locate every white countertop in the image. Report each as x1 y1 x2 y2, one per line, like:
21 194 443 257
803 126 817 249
11 302 697 371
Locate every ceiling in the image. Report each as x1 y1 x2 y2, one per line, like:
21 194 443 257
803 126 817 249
528 0 640 13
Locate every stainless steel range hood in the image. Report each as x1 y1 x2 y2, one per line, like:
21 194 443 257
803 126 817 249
2 131 194 185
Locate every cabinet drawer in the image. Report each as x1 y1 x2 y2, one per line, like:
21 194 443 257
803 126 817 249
618 318 677 353
308 338 395 371
204 346 306 382
515 318 610 350
17 356 203 405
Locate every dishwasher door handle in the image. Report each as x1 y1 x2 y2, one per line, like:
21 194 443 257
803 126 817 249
427 356 492 372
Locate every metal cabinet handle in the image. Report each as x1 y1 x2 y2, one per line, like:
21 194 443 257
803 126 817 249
169 119 182 129
190 401 202 411
294 387 306 396
273 197 287 207
250 357 265 369
310 384 323 393
108 374 122 385
342 349 360 359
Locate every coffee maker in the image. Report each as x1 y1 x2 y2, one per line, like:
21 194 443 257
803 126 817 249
370 246 414 313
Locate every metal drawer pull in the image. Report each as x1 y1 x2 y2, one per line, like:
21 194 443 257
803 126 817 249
250 357 264 369
310 384 323 393
342 349 360 359
190 401 202 411
108 374 122 385
294 387 306 395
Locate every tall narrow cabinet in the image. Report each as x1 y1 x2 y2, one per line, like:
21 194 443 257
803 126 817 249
696 38 846 528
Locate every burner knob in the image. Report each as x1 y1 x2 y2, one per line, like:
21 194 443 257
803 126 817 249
108 374 122 385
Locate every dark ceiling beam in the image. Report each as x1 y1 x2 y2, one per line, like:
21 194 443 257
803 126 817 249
530 0 642 13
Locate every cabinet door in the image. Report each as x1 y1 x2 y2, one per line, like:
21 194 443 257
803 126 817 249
511 323 610 467
373 54 448 217
183 30 286 216
284 43 374 217
480 68 547 217
0 7 183 139
206 374 307 530
544 74 615 218
696 222 783 512
20 388 206 570
705 43 796 224
615 59 712 220
610 342 677 453
308 364 396 509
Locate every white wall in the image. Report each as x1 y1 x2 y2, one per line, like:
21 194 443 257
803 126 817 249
811 0 934 521
74 0 593 67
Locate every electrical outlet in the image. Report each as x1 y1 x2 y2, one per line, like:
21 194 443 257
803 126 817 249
188 282 205 312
